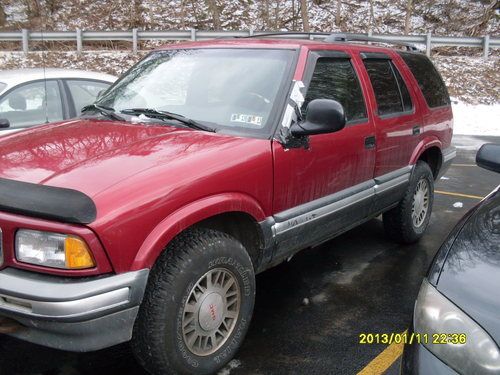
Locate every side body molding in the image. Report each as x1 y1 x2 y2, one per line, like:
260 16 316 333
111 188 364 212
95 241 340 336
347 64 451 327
259 166 414 269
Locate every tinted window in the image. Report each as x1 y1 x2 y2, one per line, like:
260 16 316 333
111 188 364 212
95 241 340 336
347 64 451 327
398 52 450 108
393 65 413 112
0 80 63 128
363 59 404 116
303 58 366 122
67 80 110 115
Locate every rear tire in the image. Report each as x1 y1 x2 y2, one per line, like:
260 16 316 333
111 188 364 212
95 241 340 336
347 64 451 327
383 161 434 244
132 228 255 375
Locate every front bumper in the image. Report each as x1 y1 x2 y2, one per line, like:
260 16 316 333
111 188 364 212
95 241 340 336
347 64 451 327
0 267 149 351
401 342 458 375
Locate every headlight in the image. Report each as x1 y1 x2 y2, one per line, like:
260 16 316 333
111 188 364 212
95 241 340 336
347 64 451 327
415 279 500 374
16 229 95 270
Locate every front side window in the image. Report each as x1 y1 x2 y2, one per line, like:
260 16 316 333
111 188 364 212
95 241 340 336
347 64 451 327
97 49 294 134
0 80 63 128
67 80 111 115
398 52 450 108
303 57 367 122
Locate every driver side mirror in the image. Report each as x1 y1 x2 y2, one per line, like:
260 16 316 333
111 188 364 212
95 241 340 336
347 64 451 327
291 99 346 136
0 118 10 129
476 143 500 173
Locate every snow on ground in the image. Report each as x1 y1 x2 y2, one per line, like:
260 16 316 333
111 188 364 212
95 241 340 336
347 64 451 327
452 101 500 136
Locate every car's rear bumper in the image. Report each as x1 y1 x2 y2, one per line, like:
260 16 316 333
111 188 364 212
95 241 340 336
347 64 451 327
437 146 457 180
0 267 149 351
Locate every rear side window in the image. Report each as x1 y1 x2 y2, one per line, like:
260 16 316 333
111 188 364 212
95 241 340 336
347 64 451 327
363 59 412 116
398 52 450 108
303 58 367 122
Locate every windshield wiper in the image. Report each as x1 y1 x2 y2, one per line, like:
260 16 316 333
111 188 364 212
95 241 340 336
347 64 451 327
120 108 216 132
81 104 127 122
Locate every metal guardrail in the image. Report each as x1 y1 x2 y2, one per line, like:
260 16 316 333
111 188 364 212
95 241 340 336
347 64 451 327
0 29 498 59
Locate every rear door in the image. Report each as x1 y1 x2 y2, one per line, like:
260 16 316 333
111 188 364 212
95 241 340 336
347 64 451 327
272 49 377 256
358 52 423 211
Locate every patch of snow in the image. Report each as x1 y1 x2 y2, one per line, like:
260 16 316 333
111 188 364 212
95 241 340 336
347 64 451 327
452 102 500 136
453 202 464 208
440 176 449 180
218 359 242 375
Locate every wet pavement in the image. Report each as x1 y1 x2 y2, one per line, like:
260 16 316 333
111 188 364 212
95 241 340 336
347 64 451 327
1 135 499 375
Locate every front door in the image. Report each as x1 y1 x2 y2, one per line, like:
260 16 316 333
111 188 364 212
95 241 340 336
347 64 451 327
272 50 377 256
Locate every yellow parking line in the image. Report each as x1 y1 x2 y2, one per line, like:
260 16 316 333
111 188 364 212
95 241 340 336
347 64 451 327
435 190 484 200
357 331 406 375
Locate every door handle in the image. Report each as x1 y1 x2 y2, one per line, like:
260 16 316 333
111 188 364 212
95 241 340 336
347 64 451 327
412 125 421 135
365 135 376 149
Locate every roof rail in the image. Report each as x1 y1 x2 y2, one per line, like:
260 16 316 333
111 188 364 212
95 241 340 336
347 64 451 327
239 31 419 52
238 31 331 39
325 33 419 51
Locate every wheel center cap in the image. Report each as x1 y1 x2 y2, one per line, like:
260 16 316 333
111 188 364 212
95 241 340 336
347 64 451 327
198 293 224 331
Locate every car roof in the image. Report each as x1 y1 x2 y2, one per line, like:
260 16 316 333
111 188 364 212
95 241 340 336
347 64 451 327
156 37 403 54
0 68 117 88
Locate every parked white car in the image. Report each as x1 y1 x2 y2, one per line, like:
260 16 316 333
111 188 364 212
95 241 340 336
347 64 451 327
0 68 117 136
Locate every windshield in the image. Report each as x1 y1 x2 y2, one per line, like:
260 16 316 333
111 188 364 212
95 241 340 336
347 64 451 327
97 48 294 134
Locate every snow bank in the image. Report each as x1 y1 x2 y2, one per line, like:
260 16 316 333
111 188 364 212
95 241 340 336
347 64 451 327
452 102 500 136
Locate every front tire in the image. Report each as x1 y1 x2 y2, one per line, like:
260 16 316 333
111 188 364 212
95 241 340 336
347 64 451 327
383 161 434 244
132 228 255 375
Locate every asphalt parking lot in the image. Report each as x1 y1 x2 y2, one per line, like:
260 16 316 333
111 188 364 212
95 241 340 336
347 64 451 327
1 135 499 375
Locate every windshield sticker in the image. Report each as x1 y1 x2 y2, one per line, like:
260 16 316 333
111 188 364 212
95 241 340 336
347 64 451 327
230 114 263 126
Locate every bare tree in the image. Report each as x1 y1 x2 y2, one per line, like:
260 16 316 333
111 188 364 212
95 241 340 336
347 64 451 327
468 0 498 36
300 0 310 32
206 0 221 30
262 0 270 30
0 3 6 27
404 0 413 34
335 0 342 28
368 0 374 32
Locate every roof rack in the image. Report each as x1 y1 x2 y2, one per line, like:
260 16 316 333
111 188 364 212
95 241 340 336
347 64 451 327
239 31 419 52
325 33 419 51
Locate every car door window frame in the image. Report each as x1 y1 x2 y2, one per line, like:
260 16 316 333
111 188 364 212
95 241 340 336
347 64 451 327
300 50 369 127
62 78 112 118
361 52 415 120
0 78 68 130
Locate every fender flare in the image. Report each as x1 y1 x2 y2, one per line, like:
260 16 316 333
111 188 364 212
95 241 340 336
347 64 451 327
409 136 442 165
130 193 267 270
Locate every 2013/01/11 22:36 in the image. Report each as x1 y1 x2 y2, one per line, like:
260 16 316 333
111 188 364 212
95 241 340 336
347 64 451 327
359 332 467 345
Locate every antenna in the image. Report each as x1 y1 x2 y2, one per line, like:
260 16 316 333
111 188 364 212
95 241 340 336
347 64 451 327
40 21 49 124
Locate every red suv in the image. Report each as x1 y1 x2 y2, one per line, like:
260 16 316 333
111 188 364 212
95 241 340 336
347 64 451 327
0 35 455 374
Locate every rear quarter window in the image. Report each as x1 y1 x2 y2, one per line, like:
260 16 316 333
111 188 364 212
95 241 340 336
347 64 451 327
398 52 450 108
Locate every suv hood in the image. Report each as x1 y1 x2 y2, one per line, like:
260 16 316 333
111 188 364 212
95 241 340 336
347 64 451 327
0 119 250 197
436 187 500 347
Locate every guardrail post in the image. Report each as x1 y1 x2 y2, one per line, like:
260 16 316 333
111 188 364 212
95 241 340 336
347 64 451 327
22 29 29 54
76 28 82 54
249 28 254 36
190 28 196 41
483 34 490 60
132 28 138 54
426 31 432 57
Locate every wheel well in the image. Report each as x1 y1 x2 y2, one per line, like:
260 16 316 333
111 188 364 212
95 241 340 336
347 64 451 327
192 212 263 270
418 147 442 179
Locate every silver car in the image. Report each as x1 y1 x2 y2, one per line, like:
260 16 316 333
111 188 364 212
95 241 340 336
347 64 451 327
0 69 117 135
